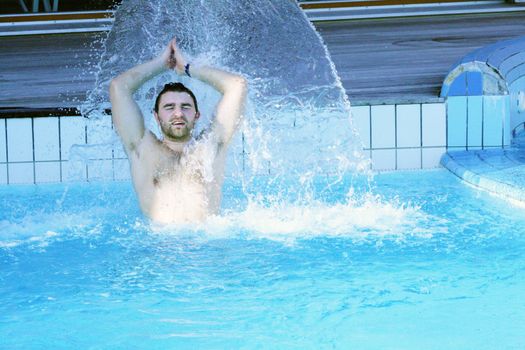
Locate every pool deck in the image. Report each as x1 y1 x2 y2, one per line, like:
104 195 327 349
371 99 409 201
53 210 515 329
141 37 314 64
1 11 525 111
316 13 525 105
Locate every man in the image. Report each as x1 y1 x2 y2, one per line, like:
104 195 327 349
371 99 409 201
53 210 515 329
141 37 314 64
109 38 247 223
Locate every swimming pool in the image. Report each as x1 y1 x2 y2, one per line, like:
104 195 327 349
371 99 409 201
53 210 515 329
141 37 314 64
1 170 524 349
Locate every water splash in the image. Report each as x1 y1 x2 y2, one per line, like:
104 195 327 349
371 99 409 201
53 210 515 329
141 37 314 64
0 190 444 249
197 193 445 245
79 0 368 203
0 213 97 249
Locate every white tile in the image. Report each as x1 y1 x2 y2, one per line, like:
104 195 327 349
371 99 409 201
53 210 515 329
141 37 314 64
503 95 511 147
0 164 6 184
397 148 421 170
35 162 61 183
113 159 131 181
62 160 87 182
483 96 505 148
241 152 257 176
351 105 371 148
8 163 34 184
113 139 128 159
328 114 357 145
87 160 113 181
371 105 395 149
467 96 483 149
60 116 86 161
215 132 243 178
7 118 33 162
223 150 243 178
396 104 421 148
422 147 446 169
371 149 396 171
422 103 446 147
86 117 113 159
447 97 467 147
362 150 372 170
0 119 6 163
34 117 60 161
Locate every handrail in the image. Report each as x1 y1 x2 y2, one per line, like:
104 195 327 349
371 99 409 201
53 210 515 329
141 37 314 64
512 121 525 138
0 107 115 118
298 0 497 9
0 107 81 118
0 11 113 23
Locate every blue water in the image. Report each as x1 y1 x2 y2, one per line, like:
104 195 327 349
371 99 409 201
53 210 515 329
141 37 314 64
1 170 525 349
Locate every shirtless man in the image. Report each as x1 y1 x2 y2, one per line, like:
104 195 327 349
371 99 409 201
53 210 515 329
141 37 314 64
109 38 247 223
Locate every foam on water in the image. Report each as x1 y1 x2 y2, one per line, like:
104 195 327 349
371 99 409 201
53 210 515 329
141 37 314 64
0 182 447 249
196 194 445 244
0 210 101 249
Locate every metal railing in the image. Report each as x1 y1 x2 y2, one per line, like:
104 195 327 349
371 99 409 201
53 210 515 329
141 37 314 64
18 0 59 13
3 0 118 15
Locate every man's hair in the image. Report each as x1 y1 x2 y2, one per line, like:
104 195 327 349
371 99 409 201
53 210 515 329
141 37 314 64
154 82 199 113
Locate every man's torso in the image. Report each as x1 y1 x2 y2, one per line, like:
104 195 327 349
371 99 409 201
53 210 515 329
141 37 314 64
129 132 226 223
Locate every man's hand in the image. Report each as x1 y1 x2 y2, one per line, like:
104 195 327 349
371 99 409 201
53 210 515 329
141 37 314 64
159 38 187 75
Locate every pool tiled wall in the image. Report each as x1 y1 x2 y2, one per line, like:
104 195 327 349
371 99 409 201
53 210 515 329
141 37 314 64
0 115 249 185
0 116 129 185
446 95 511 151
2 98 505 184
352 102 446 171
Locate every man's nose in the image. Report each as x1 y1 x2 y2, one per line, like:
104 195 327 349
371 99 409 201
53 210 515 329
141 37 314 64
172 107 183 117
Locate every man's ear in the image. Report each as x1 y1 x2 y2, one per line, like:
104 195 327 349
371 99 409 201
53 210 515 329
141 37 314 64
153 111 160 123
195 111 201 120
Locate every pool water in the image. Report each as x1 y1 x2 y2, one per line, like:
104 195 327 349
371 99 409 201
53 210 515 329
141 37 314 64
1 170 524 349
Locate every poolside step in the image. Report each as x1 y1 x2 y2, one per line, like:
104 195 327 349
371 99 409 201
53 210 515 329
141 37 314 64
441 149 525 204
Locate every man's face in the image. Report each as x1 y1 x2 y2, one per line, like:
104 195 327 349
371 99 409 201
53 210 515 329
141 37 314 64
154 91 200 142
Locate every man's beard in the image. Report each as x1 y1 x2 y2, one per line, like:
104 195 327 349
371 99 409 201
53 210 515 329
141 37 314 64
160 120 193 142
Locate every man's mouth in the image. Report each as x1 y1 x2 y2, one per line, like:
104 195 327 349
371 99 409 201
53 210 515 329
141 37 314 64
171 121 186 127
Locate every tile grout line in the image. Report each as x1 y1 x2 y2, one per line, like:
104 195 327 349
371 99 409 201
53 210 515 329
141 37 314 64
31 117 36 184
466 95 469 151
242 132 245 173
466 74 469 151
481 95 485 149
369 105 372 170
58 116 63 182
394 104 398 170
420 103 423 169
111 120 115 181
445 99 449 153
84 122 89 181
4 118 8 184
501 96 505 147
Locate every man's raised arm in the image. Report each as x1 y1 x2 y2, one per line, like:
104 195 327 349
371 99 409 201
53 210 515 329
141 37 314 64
172 47 247 146
109 42 175 154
